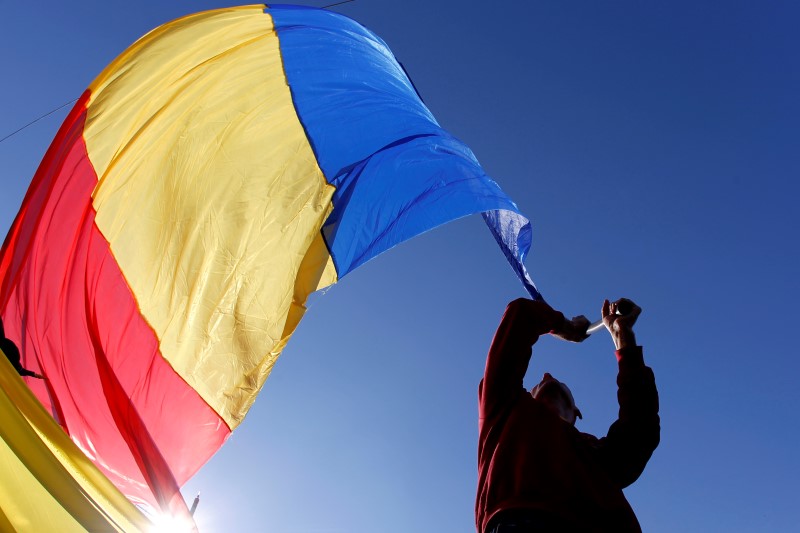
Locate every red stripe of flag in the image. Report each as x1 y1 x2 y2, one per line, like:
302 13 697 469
0 91 230 513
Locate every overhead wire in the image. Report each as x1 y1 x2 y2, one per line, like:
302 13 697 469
0 98 77 146
0 1 357 147
321 0 356 8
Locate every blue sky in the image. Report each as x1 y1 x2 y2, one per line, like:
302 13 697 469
2 1 799 531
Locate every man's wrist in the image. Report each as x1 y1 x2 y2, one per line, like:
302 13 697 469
550 315 569 334
614 329 636 351
615 344 644 365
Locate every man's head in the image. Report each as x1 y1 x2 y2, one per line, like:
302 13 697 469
531 373 582 425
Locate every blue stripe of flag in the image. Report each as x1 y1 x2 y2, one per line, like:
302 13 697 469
268 5 541 299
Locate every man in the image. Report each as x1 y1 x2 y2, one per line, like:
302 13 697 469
476 298 659 532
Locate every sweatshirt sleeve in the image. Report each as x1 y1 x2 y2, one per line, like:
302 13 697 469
594 346 660 488
479 298 565 420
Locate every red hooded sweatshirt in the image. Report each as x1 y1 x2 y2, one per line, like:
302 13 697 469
476 299 659 532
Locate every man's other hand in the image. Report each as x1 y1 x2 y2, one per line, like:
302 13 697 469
553 315 590 343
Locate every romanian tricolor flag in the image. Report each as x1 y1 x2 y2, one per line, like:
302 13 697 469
0 4 539 517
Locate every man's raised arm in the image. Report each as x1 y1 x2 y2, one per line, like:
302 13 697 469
480 299 587 418
594 298 660 488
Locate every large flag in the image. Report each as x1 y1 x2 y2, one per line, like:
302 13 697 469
0 4 540 513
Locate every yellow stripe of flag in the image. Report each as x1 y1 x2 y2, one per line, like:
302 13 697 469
85 5 336 428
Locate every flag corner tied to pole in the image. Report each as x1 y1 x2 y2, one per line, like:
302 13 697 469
0 3 541 515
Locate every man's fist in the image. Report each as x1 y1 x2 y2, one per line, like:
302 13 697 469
553 315 590 343
603 298 641 350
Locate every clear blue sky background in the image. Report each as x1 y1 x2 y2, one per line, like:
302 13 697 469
2 1 799 532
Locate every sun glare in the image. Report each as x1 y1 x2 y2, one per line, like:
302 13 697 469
149 512 195 533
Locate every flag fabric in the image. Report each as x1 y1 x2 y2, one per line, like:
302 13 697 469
0 351 152 531
0 4 539 512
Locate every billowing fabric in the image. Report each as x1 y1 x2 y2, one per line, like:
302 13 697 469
0 4 540 514
271 6 539 293
0 352 153 532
